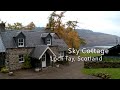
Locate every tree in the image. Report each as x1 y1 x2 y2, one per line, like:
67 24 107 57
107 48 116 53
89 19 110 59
46 11 86 49
6 22 23 30
24 22 36 30
6 22 36 30
66 21 78 31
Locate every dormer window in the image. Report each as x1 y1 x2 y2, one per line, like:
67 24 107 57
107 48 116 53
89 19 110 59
46 38 51 45
18 38 24 47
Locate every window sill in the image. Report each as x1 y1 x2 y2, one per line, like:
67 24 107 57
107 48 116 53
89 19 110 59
18 46 24 48
19 61 24 63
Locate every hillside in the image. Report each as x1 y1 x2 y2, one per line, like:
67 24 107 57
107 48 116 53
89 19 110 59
34 27 119 47
76 29 119 47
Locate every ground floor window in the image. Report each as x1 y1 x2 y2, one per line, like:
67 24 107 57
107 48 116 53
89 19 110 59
59 51 64 57
19 54 24 63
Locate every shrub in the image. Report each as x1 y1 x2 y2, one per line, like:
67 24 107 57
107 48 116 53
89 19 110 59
93 73 111 79
84 61 120 68
56 60 69 65
1 67 9 73
22 54 32 69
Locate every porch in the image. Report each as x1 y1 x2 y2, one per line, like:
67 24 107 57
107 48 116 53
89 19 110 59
30 45 56 71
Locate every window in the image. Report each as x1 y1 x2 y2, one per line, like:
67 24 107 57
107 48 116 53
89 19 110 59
46 38 51 45
59 51 64 57
18 38 24 47
19 54 24 63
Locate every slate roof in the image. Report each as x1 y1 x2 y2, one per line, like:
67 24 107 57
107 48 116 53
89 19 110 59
41 33 49 38
31 45 48 59
52 39 68 51
1 30 45 48
31 45 57 59
0 29 68 52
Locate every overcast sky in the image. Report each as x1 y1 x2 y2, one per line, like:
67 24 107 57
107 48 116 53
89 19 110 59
0 11 120 36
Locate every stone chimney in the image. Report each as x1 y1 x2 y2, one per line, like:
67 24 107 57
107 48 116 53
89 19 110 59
0 21 5 33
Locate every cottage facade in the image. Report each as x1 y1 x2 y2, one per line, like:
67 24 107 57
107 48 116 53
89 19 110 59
0 23 68 70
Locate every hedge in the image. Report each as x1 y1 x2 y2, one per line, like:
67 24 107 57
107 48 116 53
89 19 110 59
84 61 120 68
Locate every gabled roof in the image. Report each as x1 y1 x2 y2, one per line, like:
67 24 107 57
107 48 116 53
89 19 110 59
13 31 25 38
0 29 68 52
1 30 45 48
31 45 48 59
31 45 56 59
41 33 49 38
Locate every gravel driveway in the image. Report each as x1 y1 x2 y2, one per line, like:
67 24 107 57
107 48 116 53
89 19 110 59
0 56 100 79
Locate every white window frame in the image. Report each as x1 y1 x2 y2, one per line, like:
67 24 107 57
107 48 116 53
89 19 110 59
46 38 51 45
18 38 24 47
19 54 24 63
59 51 64 57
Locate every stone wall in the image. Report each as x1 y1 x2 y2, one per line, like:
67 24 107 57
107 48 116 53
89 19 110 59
6 48 33 70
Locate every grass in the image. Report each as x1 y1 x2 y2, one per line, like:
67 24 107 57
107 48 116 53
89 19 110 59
80 52 101 57
80 52 120 62
82 68 120 79
80 52 120 79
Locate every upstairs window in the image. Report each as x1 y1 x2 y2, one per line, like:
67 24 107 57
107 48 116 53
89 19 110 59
18 38 24 47
19 54 24 63
46 38 51 45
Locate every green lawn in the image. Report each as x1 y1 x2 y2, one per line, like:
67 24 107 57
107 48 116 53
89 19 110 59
80 52 101 57
80 52 120 79
82 68 120 79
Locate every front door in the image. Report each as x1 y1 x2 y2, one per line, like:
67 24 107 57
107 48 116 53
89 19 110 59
42 53 46 68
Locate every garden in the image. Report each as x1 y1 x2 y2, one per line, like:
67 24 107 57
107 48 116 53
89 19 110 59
81 52 120 79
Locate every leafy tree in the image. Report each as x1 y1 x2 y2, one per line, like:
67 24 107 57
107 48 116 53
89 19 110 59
24 22 36 30
6 22 36 30
6 22 23 30
46 11 86 49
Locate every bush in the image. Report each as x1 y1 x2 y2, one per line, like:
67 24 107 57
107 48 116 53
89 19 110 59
93 73 111 79
84 61 120 68
1 67 9 73
56 60 69 65
22 54 32 69
103 56 120 62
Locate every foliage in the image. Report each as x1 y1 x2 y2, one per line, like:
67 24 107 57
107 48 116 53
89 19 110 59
82 68 120 79
80 52 101 57
0 67 9 73
22 54 31 69
56 60 69 65
92 73 111 79
103 56 120 62
84 61 120 68
6 22 36 30
7 22 23 30
46 11 86 49
24 22 36 30
55 56 69 65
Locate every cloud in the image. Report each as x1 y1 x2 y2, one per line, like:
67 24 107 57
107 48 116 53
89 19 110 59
0 11 120 36
64 11 120 36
